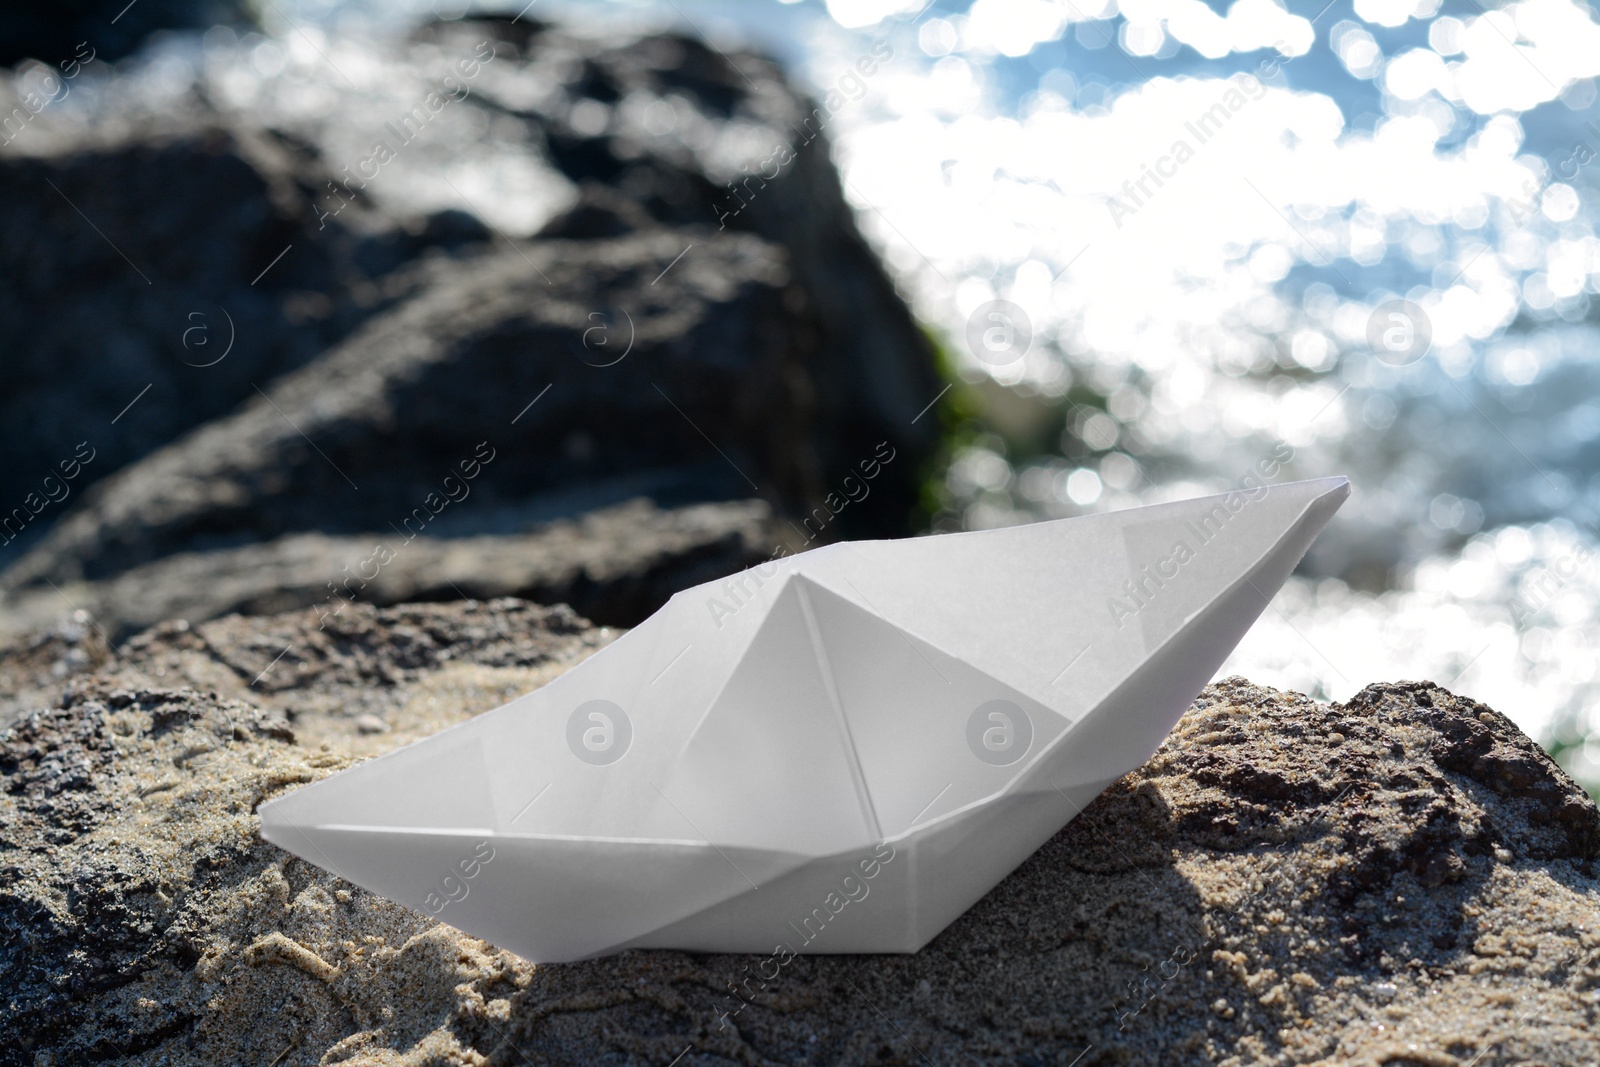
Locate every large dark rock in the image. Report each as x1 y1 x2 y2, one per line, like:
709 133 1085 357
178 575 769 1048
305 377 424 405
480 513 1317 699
0 124 452 555
0 232 810 587
0 16 942 626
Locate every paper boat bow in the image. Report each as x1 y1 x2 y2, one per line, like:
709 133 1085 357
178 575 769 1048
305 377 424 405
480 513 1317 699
261 476 1348 961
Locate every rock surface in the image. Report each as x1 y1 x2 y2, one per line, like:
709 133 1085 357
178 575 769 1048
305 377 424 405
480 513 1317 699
0 123 447 532
0 495 790 646
2 600 1596 1066
0 15 941 625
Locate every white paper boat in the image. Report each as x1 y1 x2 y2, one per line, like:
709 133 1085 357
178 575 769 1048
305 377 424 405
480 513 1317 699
260 476 1348 962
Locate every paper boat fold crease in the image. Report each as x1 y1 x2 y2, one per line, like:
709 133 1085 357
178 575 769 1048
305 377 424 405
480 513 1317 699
260 476 1349 961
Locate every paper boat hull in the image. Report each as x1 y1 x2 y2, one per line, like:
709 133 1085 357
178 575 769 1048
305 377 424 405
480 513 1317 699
260 476 1349 961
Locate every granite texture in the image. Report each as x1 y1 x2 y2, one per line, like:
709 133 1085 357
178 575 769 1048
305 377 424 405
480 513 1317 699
2 599 1595 1066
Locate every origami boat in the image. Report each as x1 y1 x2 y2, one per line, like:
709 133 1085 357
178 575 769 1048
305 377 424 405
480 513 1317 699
260 475 1348 962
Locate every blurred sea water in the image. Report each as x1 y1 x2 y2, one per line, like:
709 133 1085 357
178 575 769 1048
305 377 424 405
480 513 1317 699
665 0 1600 794
93 0 1600 788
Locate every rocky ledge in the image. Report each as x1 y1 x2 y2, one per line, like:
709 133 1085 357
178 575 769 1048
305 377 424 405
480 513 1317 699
0 15 941 641
1 599 1596 1066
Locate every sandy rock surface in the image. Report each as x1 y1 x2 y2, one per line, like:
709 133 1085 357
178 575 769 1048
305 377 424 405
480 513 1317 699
2 600 1597 1066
